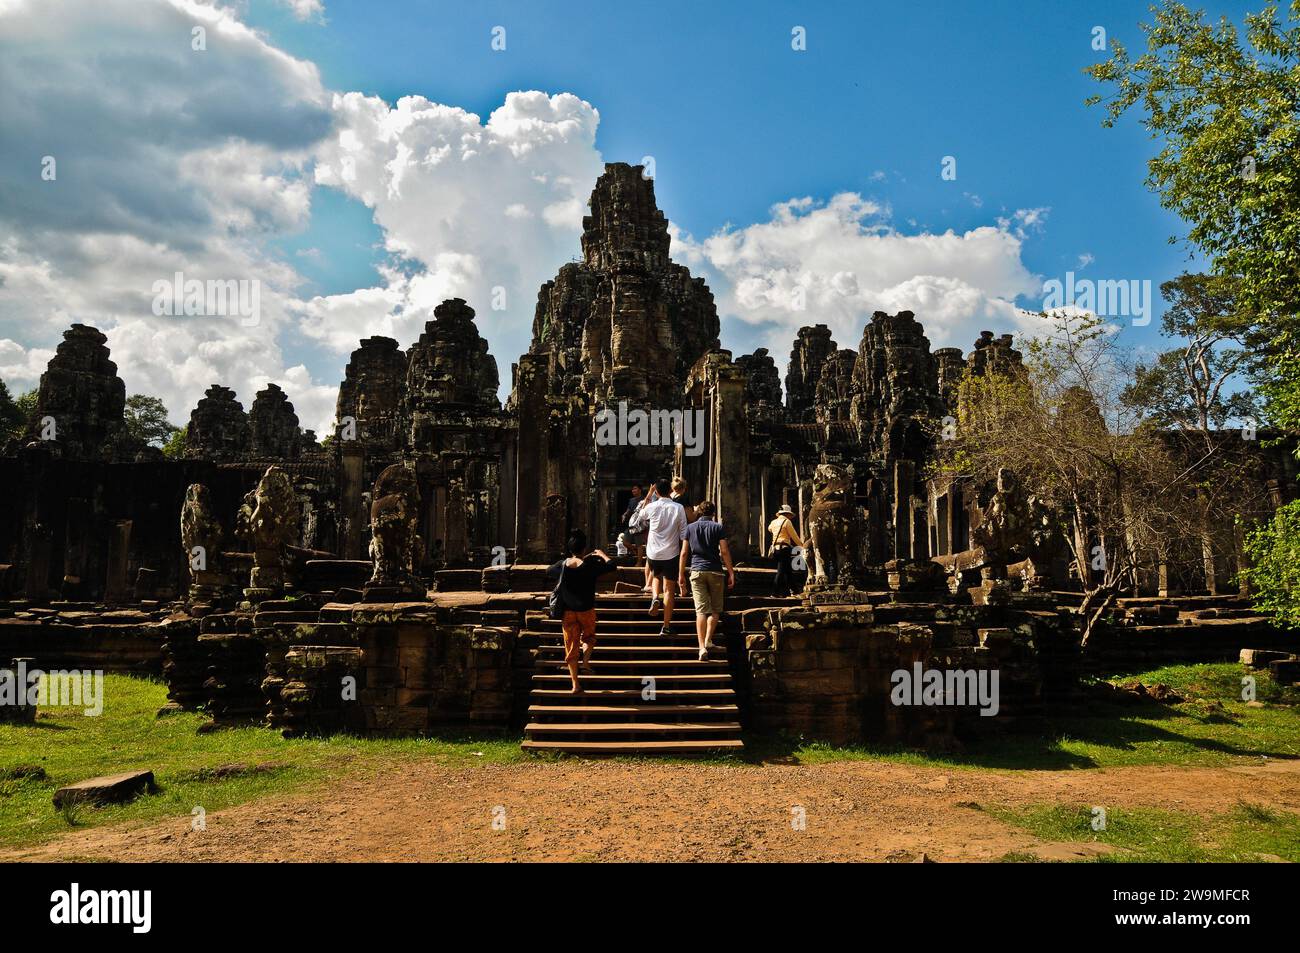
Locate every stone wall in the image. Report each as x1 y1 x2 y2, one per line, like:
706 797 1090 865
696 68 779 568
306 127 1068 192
737 597 1074 746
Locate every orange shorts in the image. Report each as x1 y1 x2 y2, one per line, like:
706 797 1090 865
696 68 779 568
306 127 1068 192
561 609 597 663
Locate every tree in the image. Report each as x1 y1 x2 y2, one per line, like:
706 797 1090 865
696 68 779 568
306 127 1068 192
0 378 23 442
936 311 1200 647
1087 1 1300 446
1242 499 1300 629
123 394 179 448
1121 273 1255 438
161 425 188 459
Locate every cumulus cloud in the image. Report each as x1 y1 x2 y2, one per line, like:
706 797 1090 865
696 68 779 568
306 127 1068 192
0 0 1052 436
0 0 337 429
674 193 1045 364
300 90 604 367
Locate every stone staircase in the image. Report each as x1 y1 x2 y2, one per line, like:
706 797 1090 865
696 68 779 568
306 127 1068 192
521 592 744 755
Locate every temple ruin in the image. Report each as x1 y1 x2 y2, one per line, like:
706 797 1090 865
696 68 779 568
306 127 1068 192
1 162 1297 752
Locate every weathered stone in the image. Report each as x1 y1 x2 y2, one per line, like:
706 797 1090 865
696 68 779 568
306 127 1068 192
786 325 837 423
247 466 299 592
806 463 867 588
248 383 301 459
185 384 248 460
366 464 423 596
25 324 126 459
53 770 155 808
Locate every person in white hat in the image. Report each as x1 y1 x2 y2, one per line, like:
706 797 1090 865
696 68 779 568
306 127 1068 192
767 504 804 597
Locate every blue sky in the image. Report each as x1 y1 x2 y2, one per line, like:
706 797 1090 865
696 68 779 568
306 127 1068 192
256 0 1227 345
0 0 1256 431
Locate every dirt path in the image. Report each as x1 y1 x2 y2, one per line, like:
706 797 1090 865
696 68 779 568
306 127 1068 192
7 757 1300 862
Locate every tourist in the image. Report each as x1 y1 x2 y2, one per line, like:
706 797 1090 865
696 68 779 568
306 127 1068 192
629 478 688 636
677 500 734 661
621 483 653 591
768 503 804 597
546 529 619 694
670 476 697 523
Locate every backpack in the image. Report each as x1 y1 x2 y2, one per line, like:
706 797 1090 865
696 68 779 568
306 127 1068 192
547 563 569 620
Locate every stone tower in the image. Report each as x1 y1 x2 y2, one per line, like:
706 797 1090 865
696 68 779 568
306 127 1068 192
336 336 407 452
786 325 838 423
513 162 721 557
248 383 301 459
524 162 720 407
186 384 249 460
26 324 126 459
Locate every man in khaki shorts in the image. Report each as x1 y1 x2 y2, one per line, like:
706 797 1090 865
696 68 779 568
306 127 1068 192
676 500 735 661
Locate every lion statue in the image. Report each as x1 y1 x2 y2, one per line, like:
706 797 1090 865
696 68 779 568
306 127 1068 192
367 464 423 590
806 463 866 588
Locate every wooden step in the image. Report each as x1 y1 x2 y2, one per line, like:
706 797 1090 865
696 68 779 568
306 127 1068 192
520 739 744 754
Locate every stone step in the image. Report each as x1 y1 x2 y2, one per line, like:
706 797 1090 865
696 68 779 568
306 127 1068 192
517 629 702 642
531 672 731 684
524 721 742 735
535 657 727 668
528 688 736 701
528 618 702 631
535 644 716 657
528 704 739 717
520 739 744 754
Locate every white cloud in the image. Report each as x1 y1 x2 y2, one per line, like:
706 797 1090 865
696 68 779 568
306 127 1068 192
674 192 1046 364
278 0 325 22
302 90 604 372
0 0 337 430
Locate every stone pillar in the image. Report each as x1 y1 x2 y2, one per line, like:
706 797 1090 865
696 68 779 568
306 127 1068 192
892 460 914 562
61 497 92 599
25 525 52 601
705 360 751 560
513 355 547 562
104 520 132 604
339 443 365 560
443 480 469 568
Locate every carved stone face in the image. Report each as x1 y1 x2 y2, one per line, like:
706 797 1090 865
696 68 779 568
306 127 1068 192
812 463 852 502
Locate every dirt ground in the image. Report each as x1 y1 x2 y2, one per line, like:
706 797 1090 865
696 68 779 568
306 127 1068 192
6 756 1300 862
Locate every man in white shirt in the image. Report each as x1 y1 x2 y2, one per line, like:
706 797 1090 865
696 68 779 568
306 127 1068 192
629 477 688 636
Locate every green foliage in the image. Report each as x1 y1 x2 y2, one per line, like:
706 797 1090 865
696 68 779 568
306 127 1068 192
123 394 178 447
1087 1 1300 443
1120 273 1255 432
161 424 188 459
0 378 23 441
1242 498 1300 628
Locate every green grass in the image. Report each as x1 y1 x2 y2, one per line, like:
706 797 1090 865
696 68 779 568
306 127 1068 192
981 802 1300 862
2 663 1296 852
0 674 526 849
744 663 1300 770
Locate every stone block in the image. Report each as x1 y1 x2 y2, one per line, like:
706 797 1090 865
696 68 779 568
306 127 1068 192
53 770 155 808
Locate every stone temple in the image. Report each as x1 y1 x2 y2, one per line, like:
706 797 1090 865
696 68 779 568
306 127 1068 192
1 162 1297 752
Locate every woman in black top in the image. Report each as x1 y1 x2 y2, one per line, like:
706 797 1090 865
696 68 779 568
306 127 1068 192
547 530 619 692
